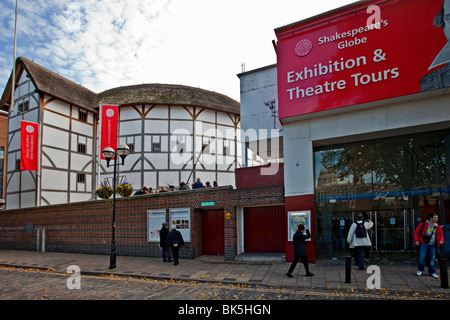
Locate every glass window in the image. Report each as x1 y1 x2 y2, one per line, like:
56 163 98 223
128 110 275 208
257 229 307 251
77 143 86 154
314 130 450 258
315 131 449 202
79 111 87 122
152 143 161 152
77 173 86 183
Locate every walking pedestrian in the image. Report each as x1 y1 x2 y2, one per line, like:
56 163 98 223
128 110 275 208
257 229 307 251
285 224 314 277
159 222 172 263
353 212 372 264
167 225 185 266
414 212 444 278
347 213 373 270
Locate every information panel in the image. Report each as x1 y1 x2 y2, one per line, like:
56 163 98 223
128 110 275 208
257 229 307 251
147 209 167 242
169 207 191 242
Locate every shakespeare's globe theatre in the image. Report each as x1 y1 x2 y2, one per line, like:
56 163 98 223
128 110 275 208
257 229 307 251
97 84 242 192
1 57 241 209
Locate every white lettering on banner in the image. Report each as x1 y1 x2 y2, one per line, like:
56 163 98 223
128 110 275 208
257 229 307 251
338 36 367 50
287 56 367 83
107 118 112 145
351 68 399 86
318 19 388 45
26 135 30 159
286 49 400 101
284 5 402 103
287 80 347 100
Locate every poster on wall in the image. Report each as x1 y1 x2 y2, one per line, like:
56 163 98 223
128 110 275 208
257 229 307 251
288 211 311 241
147 209 167 242
169 207 191 242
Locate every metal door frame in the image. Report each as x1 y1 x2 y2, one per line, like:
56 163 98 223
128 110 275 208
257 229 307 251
367 209 414 252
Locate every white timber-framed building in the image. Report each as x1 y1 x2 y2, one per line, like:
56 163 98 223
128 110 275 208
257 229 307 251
0 57 241 209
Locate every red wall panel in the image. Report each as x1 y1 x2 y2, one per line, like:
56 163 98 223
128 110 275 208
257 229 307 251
201 210 224 255
244 206 286 253
285 194 315 263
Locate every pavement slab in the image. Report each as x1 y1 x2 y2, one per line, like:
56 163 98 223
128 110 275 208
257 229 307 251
0 249 448 299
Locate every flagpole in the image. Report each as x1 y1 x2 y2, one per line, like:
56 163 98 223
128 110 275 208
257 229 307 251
10 0 18 114
98 105 102 192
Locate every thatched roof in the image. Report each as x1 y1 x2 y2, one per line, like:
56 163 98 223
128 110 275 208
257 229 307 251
0 57 98 111
1 57 240 115
98 84 240 114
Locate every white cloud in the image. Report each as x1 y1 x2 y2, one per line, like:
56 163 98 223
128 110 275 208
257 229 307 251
0 0 357 101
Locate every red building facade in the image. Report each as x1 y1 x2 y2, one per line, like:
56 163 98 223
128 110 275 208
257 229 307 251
275 0 450 260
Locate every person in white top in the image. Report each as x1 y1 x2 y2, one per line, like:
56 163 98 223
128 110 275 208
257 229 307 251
347 213 374 270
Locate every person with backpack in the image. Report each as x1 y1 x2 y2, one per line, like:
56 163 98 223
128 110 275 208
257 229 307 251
347 213 373 270
413 213 444 278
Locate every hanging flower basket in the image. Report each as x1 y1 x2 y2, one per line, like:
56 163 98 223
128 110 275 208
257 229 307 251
116 182 133 197
95 184 113 199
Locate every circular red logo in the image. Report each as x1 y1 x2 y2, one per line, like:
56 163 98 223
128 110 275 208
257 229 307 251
295 39 313 57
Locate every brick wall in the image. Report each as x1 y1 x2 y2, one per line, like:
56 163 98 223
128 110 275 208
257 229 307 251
0 185 284 261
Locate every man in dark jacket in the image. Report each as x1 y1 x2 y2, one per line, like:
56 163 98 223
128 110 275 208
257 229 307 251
193 178 204 189
286 224 314 277
159 223 171 263
167 225 185 265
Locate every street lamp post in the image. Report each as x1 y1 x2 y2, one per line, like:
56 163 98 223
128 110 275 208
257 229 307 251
102 144 131 269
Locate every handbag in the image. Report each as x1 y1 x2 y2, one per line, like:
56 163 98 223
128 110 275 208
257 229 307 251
422 226 435 243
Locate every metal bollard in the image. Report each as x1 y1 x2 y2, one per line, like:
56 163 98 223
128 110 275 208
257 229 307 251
345 255 351 283
439 258 448 289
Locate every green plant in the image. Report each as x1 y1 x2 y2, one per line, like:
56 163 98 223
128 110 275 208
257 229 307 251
116 182 133 197
95 183 113 199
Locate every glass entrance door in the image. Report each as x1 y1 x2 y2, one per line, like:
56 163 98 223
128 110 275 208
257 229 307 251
331 211 353 255
370 209 414 252
315 208 417 258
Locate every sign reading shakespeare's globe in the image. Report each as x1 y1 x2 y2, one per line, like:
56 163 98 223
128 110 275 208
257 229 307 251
276 0 450 119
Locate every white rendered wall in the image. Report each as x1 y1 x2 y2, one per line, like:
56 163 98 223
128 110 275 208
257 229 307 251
238 65 282 167
40 96 95 206
7 78 96 209
102 104 240 192
6 71 39 208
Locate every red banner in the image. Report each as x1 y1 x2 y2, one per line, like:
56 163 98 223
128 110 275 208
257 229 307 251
276 0 448 119
20 121 39 171
100 105 119 159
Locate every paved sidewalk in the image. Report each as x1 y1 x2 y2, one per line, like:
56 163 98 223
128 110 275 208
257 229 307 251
0 249 448 298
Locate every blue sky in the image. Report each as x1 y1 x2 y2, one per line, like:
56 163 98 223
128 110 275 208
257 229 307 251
0 0 355 101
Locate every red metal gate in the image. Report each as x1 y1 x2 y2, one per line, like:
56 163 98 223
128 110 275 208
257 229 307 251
201 210 225 255
244 206 285 253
